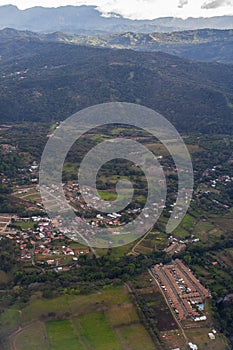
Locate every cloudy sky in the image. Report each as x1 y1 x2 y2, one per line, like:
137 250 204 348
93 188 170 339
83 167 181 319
0 0 233 19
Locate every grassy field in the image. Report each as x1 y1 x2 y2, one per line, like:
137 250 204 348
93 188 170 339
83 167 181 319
46 319 85 350
0 306 20 335
134 231 167 254
115 323 155 350
106 303 139 327
193 220 215 235
8 285 158 350
4 272 231 350
14 322 49 350
185 327 230 350
12 220 36 230
180 214 196 231
210 210 233 232
73 312 122 350
98 190 118 201
14 187 41 202
22 193 41 201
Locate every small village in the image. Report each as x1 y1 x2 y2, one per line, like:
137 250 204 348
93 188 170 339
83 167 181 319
1 214 90 271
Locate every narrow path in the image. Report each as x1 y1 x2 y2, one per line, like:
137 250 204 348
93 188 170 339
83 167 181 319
131 229 152 256
9 321 36 350
124 282 133 293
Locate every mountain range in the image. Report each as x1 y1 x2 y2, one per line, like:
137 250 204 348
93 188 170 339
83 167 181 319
0 31 232 134
1 27 232 64
0 5 233 34
67 29 233 64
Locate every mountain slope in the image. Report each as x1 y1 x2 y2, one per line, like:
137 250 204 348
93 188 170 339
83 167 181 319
0 5 233 34
0 27 232 65
0 37 232 133
70 29 233 64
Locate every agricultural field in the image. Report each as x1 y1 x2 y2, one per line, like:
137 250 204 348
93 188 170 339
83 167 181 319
132 274 179 332
46 319 86 350
210 209 233 233
134 231 167 255
133 204 233 257
132 273 187 350
6 285 156 350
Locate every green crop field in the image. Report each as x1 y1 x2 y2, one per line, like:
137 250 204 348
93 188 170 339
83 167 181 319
72 312 122 350
180 214 196 231
7 285 158 350
115 323 155 350
106 303 139 327
46 320 85 350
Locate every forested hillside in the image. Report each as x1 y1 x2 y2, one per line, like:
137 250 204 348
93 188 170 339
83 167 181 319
0 36 232 133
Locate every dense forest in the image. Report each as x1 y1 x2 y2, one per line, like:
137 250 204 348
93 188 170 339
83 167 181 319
0 35 232 134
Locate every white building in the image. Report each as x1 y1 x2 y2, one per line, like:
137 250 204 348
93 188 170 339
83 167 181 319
208 333 216 340
188 343 198 350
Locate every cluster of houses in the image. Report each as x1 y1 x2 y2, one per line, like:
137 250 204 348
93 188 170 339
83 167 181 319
64 182 166 228
202 166 232 188
0 143 16 154
153 259 211 322
0 142 40 187
5 215 89 267
165 236 187 255
165 235 200 256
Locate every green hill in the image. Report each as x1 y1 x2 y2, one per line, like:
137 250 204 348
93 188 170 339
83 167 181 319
0 35 232 134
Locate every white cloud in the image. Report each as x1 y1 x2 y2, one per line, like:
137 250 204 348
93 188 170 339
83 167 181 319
178 0 189 8
0 0 232 18
201 0 233 9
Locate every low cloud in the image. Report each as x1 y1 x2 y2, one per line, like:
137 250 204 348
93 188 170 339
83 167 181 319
201 0 233 9
178 0 189 8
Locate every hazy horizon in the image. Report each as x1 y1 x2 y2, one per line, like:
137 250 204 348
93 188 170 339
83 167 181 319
0 0 233 20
